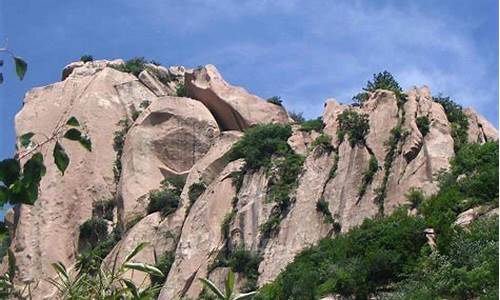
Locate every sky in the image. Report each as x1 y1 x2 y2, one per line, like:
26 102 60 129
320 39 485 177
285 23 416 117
0 0 498 161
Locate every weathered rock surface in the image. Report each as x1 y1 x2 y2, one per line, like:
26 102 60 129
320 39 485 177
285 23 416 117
12 65 145 299
464 107 498 143
158 160 243 300
185 65 289 130
453 205 498 227
6 60 499 300
117 96 220 224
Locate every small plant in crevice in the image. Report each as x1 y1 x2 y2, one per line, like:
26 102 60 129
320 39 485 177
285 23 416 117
80 55 93 63
416 116 430 137
374 124 408 214
316 198 334 224
337 110 370 147
175 83 187 97
146 177 185 217
188 181 207 205
221 211 236 240
130 100 152 121
113 118 131 184
328 149 340 180
432 95 469 153
266 96 283 106
111 57 148 76
405 187 425 210
357 155 379 200
92 198 115 221
310 134 334 154
289 111 305 124
150 251 175 287
229 170 245 194
300 117 324 133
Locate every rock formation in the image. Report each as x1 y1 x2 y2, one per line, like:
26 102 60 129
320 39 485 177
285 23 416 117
4 59 498 299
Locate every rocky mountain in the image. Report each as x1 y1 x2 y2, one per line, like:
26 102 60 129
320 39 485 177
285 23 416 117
2 59 497 299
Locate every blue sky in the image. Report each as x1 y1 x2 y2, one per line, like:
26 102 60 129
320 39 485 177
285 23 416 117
0 0 498 162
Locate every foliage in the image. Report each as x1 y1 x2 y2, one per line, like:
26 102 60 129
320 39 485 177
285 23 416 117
112 57 147 76
316 198 333 224
415 116 430 137
176 83 187 97
255 210 427 300
199 270 257 300
337 110 370 147
405 187 425 210
221 211 236 240
228 248 262 283
358 155 378 199
47 243 164 299
92 198 115 221
1 116 91 207
188 181 206 205
112 119 131 183
328 150 339 180
266 96 283 106
0 222 9 263
228 124 293 170
310 134 333 153
352 92 369 104
0 44 27 84
433 95 469 152
229 170 245 194
150 251 175 286
288 111 305 123
390 217 498 300
80 55 93 63
146 187 181 217
300 117 324 133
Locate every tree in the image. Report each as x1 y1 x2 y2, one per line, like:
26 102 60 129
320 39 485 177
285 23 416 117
200 270 257 300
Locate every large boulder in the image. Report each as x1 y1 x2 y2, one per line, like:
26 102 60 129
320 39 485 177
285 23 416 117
12 65 147 299
185 65 289 130
117 96 220 224
464 107 498 143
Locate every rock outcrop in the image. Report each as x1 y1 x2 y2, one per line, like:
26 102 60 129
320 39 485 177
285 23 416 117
4 59 498 300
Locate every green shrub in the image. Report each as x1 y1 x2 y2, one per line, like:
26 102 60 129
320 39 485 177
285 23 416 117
300 117 324 132
405 187 425 210
433 95 469 152
146 188 180 217
416 116 430 137
176 83 187 97
163 176 186 194
80 55 94 63
229 170 244 193
256 210 427 299
266 96 283 106
289 111 305 123
228 248 262 281
221 211 236 239
188 181 206 205
150 252 175 286
112 57 147 76
310 134 333 153
0 222 10 262
328 150 339 180
358 155 378 199
228 124 293 170
92 198 115 221
337 110 370 147
113 119 131 183
259 214 282 239
352 92 369 104
316 198 334 224
79 218 109 248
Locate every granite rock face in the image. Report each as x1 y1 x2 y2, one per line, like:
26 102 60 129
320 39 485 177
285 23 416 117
6 59 498 300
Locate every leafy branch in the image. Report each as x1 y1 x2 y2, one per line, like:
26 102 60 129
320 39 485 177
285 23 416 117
0 39 27 84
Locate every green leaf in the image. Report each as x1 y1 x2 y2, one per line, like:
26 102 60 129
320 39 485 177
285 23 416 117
0 159 21 186
64 128 82 141
53 142 69 175
225 270 235 297
234 291 258 300
123 262 164 277
66 116 80 127
124 242 148 263
20 132 35 148
121 278 140 298
14 57 27 80
0 187 8 205
199 277 225 299
79 135 92 152
20 153 46 205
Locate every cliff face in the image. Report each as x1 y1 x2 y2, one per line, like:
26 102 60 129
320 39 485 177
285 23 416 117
6 60 498 299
